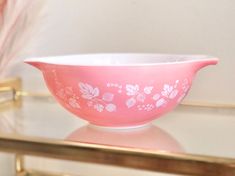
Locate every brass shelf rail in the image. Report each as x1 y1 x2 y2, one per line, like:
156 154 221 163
0 133 234 176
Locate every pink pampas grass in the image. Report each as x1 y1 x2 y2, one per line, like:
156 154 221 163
0 0 45 77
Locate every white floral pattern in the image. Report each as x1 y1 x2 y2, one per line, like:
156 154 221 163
126 97 136 108
125 84 155 109
161 80 179 99
79 83 99 99
161 84 174 97
105 104 117 112
52 69 81 109
107 83 122 93
52 71 189 113
126 84 139 96
153 93 160 101
151 80 180 108
79 82 117 112
137 104 154 111
102 93 114 102
94 104 104 112
169 89 179 99
153 95 167 108
144 86 153 94
156 98 167 108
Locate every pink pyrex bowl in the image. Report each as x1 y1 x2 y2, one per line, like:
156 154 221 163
25 54 218 128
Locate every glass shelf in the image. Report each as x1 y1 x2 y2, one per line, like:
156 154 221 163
0 96 235 176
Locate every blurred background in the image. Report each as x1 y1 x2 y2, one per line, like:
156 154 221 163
6 0 235 104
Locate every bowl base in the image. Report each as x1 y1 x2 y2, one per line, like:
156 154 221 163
89 123 151 131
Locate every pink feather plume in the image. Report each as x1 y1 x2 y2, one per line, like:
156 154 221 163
0 0 45 77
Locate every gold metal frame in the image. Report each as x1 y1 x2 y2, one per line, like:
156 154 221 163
16 169 75 176
0 77 22 110
15 154 24 174
0 77 235 176
0 133 233 176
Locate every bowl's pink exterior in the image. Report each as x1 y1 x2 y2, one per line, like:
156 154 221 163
40 63 196 127
26 57 218 128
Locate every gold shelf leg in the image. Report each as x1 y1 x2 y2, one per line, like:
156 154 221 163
15 154 25 176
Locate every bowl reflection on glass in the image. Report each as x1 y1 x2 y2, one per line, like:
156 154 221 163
66 124 184 152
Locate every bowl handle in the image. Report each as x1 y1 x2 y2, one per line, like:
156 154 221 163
193 58 219 72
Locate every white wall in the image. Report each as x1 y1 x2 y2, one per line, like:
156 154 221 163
17 0 234 104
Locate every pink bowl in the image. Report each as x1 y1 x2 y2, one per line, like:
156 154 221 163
25 54 218 128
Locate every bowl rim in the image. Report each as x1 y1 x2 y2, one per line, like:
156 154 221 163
24 53 219 66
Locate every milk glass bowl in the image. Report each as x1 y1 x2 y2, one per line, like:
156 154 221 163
25 54 218 129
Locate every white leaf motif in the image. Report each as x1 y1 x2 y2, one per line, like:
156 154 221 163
105 104 116 112
161 91 168 97
79 82 99 99
144 86 153 94
153 93 160 101
79 83 89 94
164 84 173 92
92 88 99 97
169 89 179 99
126 84 139 96
156 98 167 108
126 98 136 108
102 93 114 102
161 84 173 97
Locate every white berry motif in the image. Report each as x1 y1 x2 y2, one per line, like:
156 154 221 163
79 82 116 112
102 93 114 102
137 104 154 111
153 80 180 108
126 97 136 108
105 104 117 112
107 83 122 93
